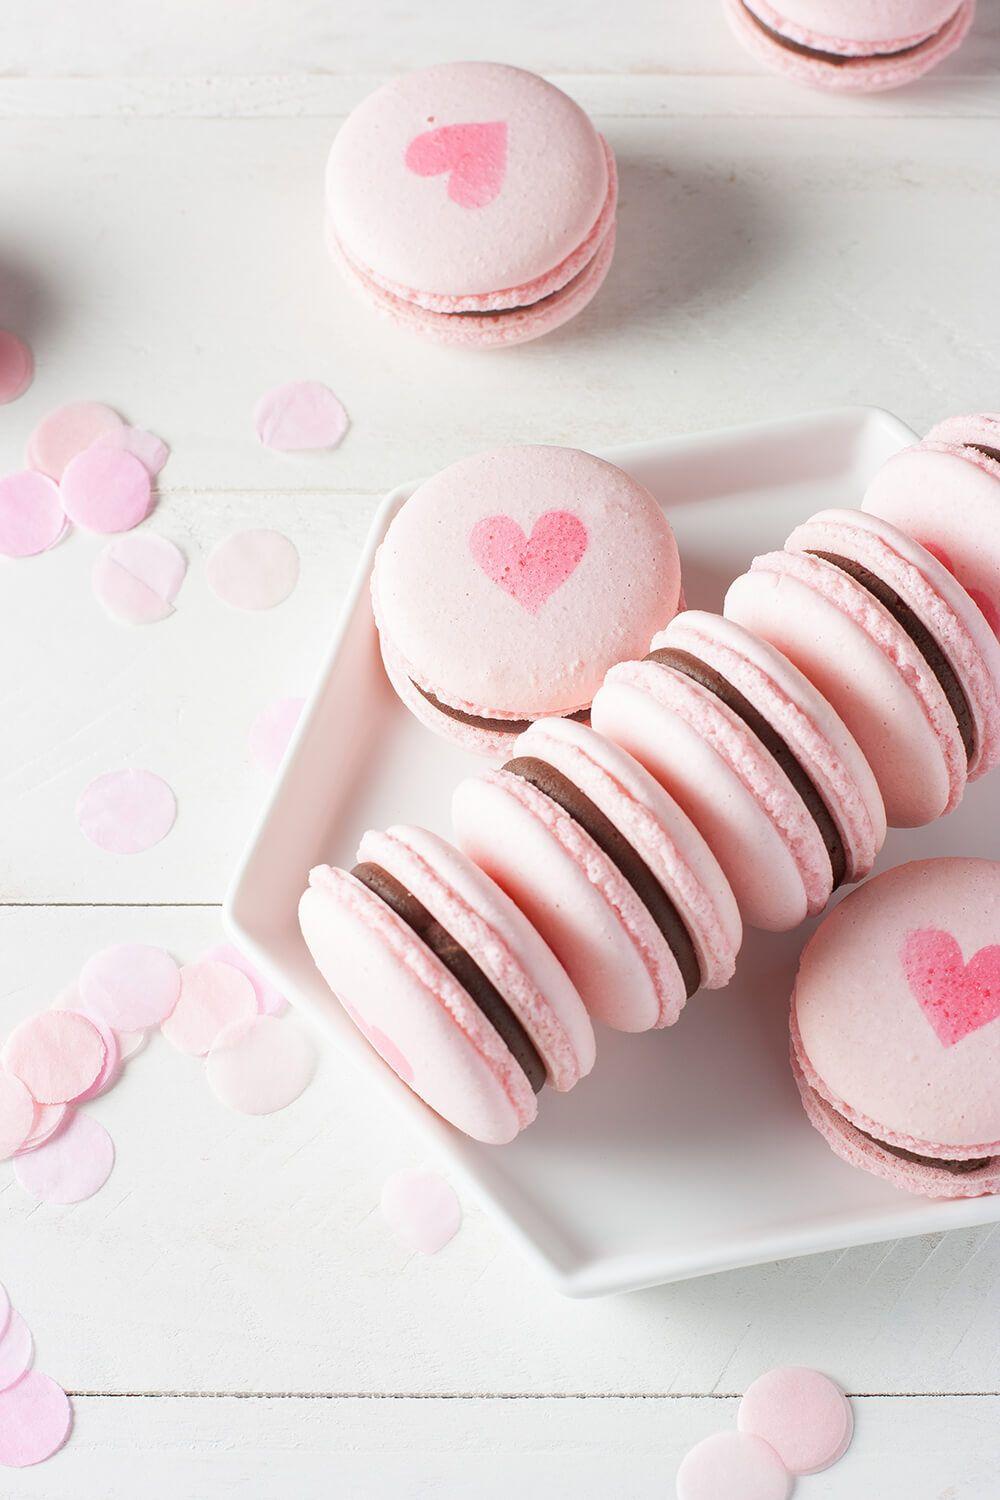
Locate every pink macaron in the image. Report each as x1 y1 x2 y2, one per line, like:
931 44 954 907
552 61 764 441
591 611 886 932
724 0 974 92
725 508 1000 828
452 719 742 1032
863 413 1000 641
373 445 682 757
299 825 595 1144
325 62 617 347
791 857 1000 1198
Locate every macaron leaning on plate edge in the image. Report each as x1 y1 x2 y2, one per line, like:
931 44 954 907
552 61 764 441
591 610 887 932
372 445 682 756
790 856 1000 1198
298 825 594 1144
325 61 618 346
452 718 742 1033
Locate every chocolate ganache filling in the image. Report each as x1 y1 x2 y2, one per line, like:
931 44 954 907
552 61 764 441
740 2 950 65
351 861 546 1092
502 756 702 998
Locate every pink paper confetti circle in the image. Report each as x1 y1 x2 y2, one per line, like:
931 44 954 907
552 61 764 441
0 1371 73 1467
254 380 349 452
0 471 65 559
199 943 287 1016
161 960 257 1057
0 1072 36 1160
205 529 299 611
95 425 169 477
676 1432 790 1500
2 1012 105 1105
92 532 186 625
0 1312 34 1392
27 401 123 481
207 1015 315 1114
15 1101 68 1156
248 696 305 774
0 331 33 405
76 769 176 854
14 1111 115 1204
79 944 181 1031
60 445 151 534
380 1167 462 1256
738 1367 853 1476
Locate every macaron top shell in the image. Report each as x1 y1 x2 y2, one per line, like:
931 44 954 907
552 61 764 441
744 0 963 50
326 62 610 299
793 858 1000 1154
373 446 680 720
359 825 595 1088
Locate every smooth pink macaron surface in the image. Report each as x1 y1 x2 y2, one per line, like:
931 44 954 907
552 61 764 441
298 825 593 1144
725 508 1000 828
863 417 1000 641
592 611 885 932
792 857 1000 1197
373 445 681 757
326 62 617 346
725 0 974 93
452 718 742 1032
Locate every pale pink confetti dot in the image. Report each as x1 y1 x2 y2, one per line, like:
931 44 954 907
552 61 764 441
92 532 186 625
94 424 169 477
254 380 349 452
0 1371 73 1466
676 1432 791 1500
61 1015 120 1104
2 1012 105 1106
161 960 257 1057
27 400 123 481
738 1366 853 1476
0 331 33 405
205 528 299 611
206 1015 315 1115
60 445 151 534
76 768 176 854
79 943 180 1030
248 696 305 774
200 942 287 1016
15 1102 68 1156
0 1072 35 1160
0 1312 33 1392
380 1167 462 1256
0 471 65 559
14 1110 114 1204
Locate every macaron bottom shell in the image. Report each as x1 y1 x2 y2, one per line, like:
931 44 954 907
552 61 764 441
724 0 974 93
329 220 617 348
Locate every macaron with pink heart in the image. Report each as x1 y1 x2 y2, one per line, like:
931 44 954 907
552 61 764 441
792 857 1000 1197
372 445 682 756
863 412 1000 641
326 62 617 346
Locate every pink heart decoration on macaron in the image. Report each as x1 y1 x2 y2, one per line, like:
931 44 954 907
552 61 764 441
404 122 508 209
903 928 1000 1047
468 510 588 614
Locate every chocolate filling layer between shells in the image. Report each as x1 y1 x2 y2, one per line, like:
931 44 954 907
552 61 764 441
807 550 976 764
741 2 953 64
413 681 589 736
503 755 702 998
645 645 848 888
351 861 546 1093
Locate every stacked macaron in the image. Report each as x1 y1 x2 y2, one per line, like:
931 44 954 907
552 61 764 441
372 445 682 757
724 0 975 93
325 62 617 347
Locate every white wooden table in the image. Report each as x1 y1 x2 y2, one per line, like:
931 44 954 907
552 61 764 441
2 4 1000 1494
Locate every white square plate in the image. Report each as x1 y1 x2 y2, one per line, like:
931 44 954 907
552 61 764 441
226 406 1000 1298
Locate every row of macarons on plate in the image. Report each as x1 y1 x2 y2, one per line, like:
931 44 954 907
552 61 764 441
297 412 1000 1201
326 21 977 347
